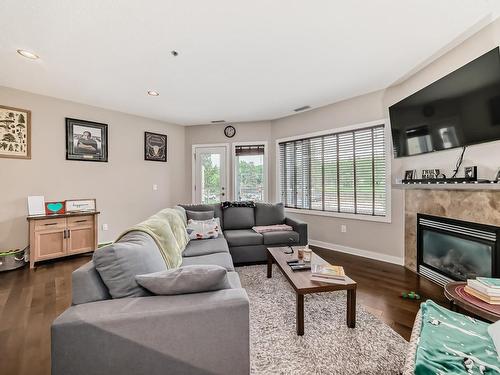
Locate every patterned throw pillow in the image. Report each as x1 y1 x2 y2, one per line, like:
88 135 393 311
186 218 221 240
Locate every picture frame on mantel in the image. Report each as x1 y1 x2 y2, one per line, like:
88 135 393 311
0 105 31 159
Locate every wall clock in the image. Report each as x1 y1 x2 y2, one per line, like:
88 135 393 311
224 125 236 138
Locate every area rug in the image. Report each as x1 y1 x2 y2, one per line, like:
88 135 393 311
237 265 407 375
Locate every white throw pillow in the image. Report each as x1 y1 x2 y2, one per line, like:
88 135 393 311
186 217 221 240
135 265 230 295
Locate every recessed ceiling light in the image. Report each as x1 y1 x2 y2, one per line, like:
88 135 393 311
147 90 160 96
17 49 39 60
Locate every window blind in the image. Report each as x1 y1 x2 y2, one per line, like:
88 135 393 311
235 145 265 156
279 125 386 216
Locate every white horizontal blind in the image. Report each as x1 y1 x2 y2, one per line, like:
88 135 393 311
279 125 386 216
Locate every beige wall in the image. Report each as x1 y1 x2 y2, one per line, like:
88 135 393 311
0 86 189 249
185 121 272 201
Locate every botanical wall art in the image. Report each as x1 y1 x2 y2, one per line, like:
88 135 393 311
144 131 167 162
66 118 108 162
0 105 31 159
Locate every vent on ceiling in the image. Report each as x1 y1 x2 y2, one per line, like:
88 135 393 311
293 105 311 112
211 120 226 123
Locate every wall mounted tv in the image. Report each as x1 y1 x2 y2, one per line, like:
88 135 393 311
389 47 500 158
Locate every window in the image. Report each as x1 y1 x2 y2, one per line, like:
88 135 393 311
278 124 387 217
234 144 266 202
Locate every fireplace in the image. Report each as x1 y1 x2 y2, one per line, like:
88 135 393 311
417 214 500 286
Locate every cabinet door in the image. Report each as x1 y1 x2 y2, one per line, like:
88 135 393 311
34 228 66 260
67 216 95 254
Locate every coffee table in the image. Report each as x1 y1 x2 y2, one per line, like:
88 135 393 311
267 246 357 335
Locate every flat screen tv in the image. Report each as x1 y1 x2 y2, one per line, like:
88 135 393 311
389 47 500 158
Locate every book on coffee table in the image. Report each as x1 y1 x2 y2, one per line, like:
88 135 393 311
310 253 347 284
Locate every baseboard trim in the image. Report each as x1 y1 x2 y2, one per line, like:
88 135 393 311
309 239 404 266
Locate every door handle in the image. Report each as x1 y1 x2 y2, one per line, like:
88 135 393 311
63 229 67 239
67 229 71 239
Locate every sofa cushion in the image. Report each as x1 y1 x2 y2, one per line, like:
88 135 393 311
255 202 285 226
93 231 166 299
72 261 111 305
186 210 214 221
179 203 223 221
181 252 235 271
223 207 255 230
135 265 231 295
183 236 229 257
262 230 300 245
224 229 263 247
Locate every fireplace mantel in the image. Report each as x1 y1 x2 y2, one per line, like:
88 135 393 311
404 189 500 272
394 183 500 191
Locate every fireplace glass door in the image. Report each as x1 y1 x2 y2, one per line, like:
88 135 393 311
422 229 492 281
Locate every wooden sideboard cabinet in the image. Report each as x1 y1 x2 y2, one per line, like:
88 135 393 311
27 211 99 268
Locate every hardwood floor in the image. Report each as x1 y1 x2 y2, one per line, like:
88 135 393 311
313 247 448 339
0 249 447 375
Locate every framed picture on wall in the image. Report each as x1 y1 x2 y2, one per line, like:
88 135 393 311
144 131 167 162
66 118 108 162
0 105 31 159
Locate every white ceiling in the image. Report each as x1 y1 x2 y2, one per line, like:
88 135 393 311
0 0 499 126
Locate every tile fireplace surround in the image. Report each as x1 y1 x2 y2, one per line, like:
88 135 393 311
405 189 500 272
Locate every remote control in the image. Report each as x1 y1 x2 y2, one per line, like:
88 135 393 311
286 259 299 264
290 264 311 271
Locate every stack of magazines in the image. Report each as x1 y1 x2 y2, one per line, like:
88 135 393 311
465 277 500 305
310 254 347 284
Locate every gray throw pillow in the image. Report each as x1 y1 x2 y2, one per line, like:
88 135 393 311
93 231 167 299
255 202 285 226
135 265 230 295
186 210 214 221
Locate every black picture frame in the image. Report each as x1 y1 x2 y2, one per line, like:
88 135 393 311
66 118 108 162
144 131 167 162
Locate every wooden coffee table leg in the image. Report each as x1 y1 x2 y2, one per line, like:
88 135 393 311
347 288 356 328
267 251 273 278
297 293 304 335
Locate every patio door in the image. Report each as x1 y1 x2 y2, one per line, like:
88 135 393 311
193 146 228 204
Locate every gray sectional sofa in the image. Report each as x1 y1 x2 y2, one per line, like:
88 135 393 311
51 202 307 375
179 202 308 263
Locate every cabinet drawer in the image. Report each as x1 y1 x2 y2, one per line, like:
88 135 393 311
67 216 94 227
34 218 66 231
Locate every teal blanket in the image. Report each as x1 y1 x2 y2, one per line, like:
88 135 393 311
415 300 500 374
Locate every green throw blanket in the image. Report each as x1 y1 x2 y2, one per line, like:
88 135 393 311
117 208 189 269
415 300 500 374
